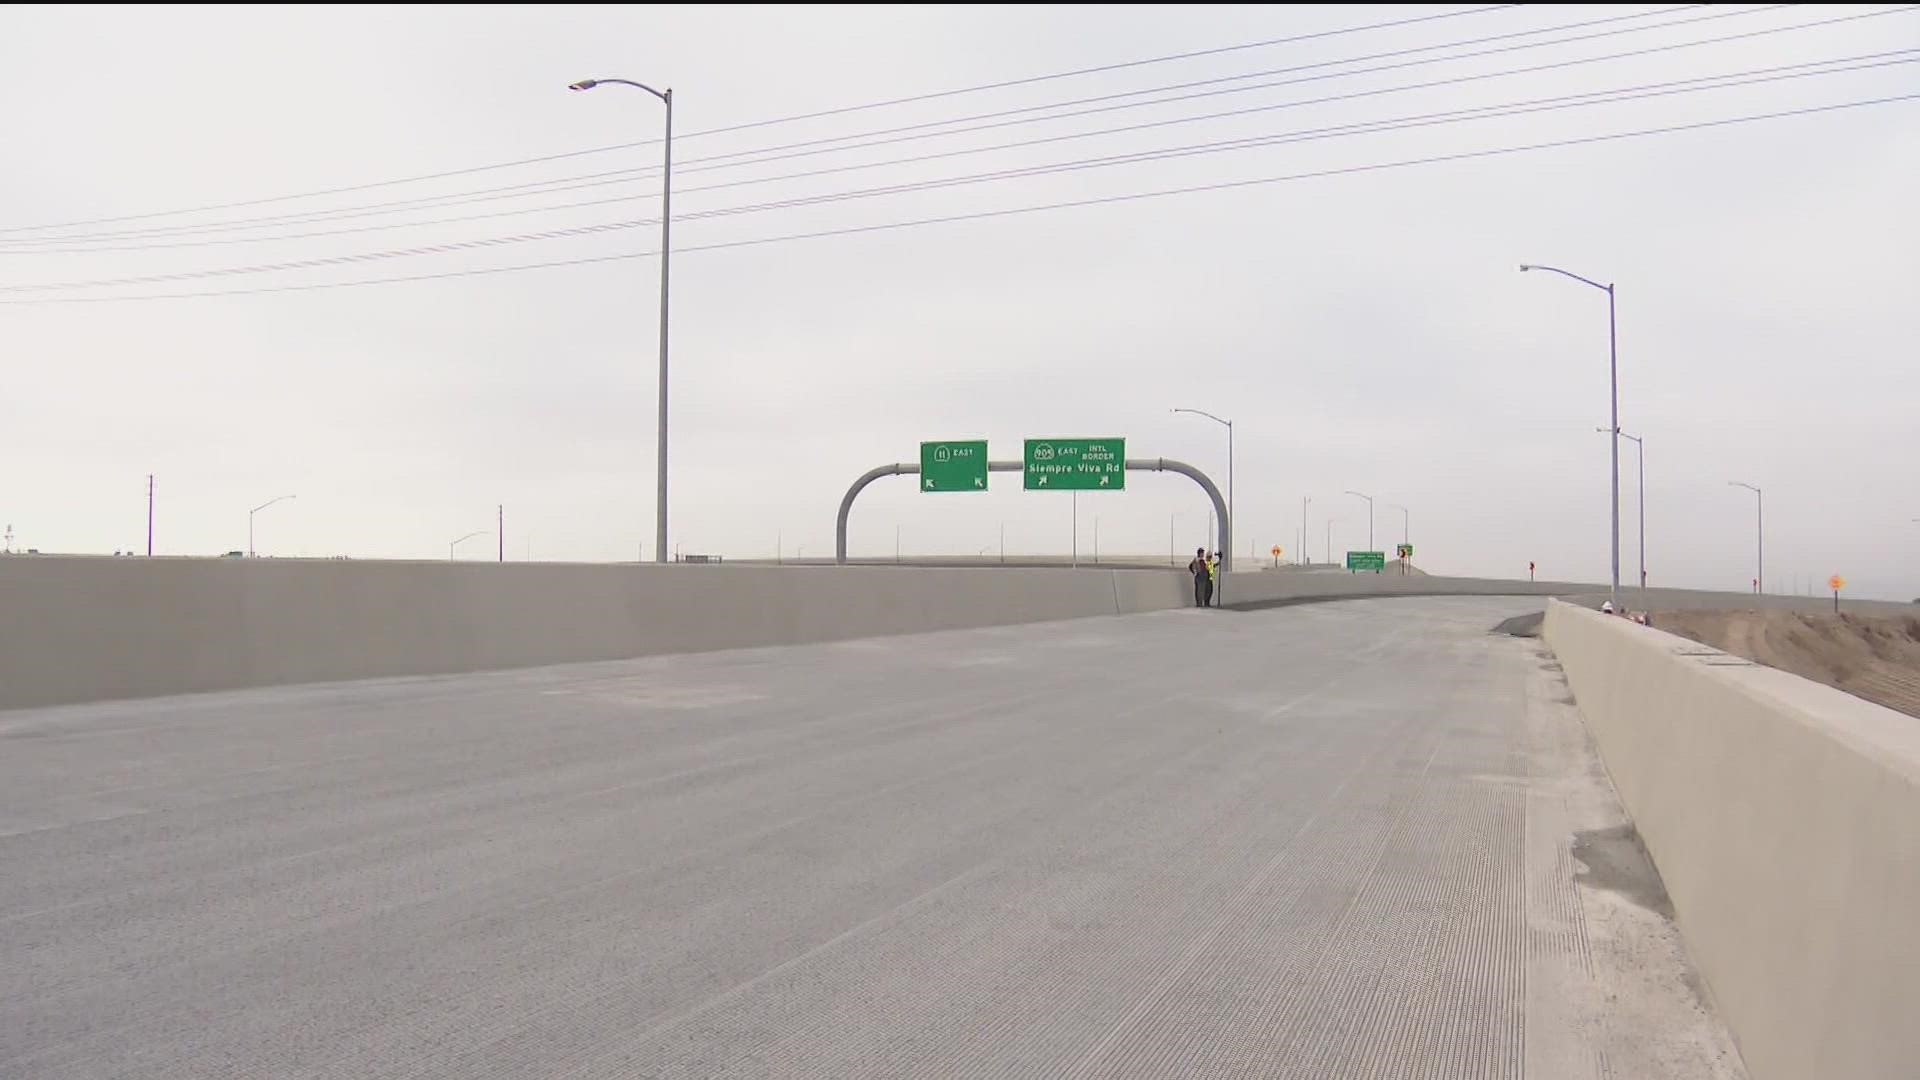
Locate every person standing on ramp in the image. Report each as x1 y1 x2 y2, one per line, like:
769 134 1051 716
1187 548 1212 607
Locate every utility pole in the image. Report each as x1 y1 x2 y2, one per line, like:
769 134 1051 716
497 505 504 562
146 474 155 556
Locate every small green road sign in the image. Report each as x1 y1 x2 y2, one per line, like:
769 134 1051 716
919 440 989 492
1346 550 1386 572
1396 543 1414 559
1024 438 1125 491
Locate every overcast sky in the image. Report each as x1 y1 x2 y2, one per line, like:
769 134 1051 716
3 4 1916 598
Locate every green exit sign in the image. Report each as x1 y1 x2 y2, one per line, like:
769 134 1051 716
920 440 989 492
1346 551 1386 572
1024 438 1126 491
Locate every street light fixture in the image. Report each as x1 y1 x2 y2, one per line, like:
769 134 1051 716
1171 408 1233 571
1344 490 1375 551
1386 503 1409 546
450 530 489 562
1600 428 1647 604
1729 481 1763 593
571 75 674 565
1522 262 1621 609
248 494 296 558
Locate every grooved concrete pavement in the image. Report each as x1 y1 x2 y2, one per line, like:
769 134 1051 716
0 598 1741 1078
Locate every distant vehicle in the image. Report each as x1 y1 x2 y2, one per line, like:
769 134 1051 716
222 551 244 558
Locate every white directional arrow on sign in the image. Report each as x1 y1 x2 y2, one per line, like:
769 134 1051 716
1038 476 1049 486
1098 475 1110 487
974 477 984 488
924 478 935 490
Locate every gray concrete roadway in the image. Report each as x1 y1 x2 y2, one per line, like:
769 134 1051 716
0 598 1744 1078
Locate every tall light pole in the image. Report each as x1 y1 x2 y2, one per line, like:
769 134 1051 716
1171 408 1232 570
570 76 673 565
248 494 295 558
1387 502 1409 574
450 530 488 561
1730 481 1763 594
1325 518 1338 565
1601 428 1646 603
1300 495 1310 566
1522 262 1620 609
1344 490 1375 551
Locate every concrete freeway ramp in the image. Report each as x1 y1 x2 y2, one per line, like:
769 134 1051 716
0 598 1741 1078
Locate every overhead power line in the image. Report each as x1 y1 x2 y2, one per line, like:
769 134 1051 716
9 53 1912 294
7 20 1915 258
5 2 1854 250
664 5 1736 169
5 90 1914 305
16 2 1908 251
0 3 1742 247
0 4 1521 237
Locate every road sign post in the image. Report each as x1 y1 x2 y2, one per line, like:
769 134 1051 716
1396 543 1413 575
1830 574 1846 613
1270 543 1282 568
919 440 989 492
1345 551 1385 573
1023 438 1125 491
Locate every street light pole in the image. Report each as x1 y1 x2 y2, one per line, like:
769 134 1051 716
1300 495 1310 566
1387 503 1409 573
1325 518 1337 566
1171 408 1232 571
248 494 296 558
1522 263 1620 610
1730 481 1763 593
1603 429 1647 603
1344 490 1374 551
450 530 488 562
570 76 673 565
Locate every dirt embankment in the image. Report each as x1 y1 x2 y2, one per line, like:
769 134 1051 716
1653 609 1920 720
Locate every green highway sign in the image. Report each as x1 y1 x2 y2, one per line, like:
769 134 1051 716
1346 550 1386 572
1396 543 1415 559
1024 438 1125 491
919 440 989 492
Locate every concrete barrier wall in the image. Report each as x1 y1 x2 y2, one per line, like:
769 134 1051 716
5 555 1906 711
1543 600 1920 1080
0 557 1194 710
